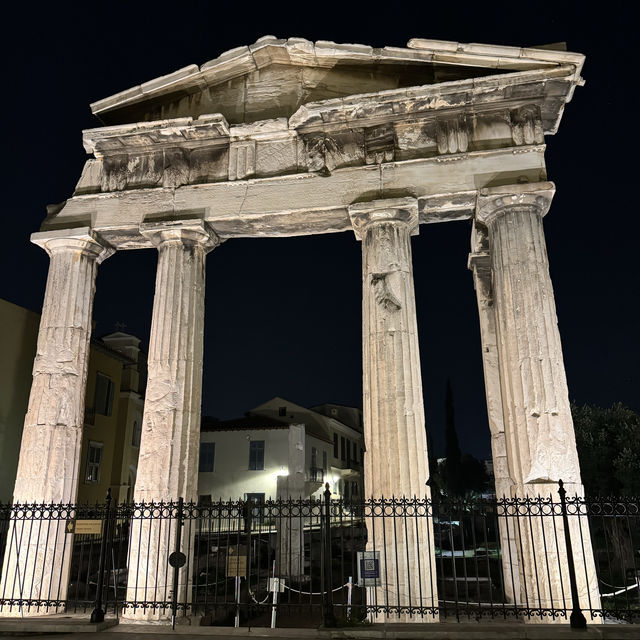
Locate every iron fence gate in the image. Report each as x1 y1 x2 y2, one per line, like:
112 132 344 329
0 484 637 626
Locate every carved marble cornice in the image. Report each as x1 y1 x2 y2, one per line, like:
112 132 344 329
289 65 577 134
348 197 419 241
476 182 555 226
90 36 584 122
83 115 230 157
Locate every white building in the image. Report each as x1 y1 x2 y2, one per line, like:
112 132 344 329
197 397 364 504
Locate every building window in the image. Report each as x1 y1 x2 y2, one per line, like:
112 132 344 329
94 373 114 417
199 442 215 472
278 406 287 417
360 448 364 463
311 447 317 468
198 494 212 506
131 420 141 447
249 440 265 470
333 433 338 458
352 481 359 496
341 436 346 461
85 442 103 483
346 440 351 466
322 451 327 472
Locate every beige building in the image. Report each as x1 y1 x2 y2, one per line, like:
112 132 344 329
0 299 145 504
0 300 40 503
79 332 145 503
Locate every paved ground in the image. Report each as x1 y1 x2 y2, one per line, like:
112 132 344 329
0 616 637 639
1 626 639 639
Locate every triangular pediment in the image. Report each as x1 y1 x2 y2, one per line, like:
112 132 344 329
91 36 584 127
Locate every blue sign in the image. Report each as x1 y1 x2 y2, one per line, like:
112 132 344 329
361 557 379 579
357 551 380 586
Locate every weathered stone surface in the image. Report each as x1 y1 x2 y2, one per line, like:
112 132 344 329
475 182 600 616
1 229 112 615
123 220 218 621
7 36 592 625
49 147 546 245
468 224 519 604
349 198 438 622
90 37 583 132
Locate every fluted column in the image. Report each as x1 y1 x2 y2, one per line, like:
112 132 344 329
476 182 600 618
0 228 112 616
124 219 218 621
468 223 519 603
349 198 438 621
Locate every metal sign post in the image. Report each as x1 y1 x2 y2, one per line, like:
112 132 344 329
269 577 285 628
169 498 185 630
357 550 380 623
90 489 112 624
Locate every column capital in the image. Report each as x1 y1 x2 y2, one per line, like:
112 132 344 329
476 181 555 227
31 227 114 263
348 197 418 241
140 219 220 252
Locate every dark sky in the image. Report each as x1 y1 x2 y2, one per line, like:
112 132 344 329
1 4 637 460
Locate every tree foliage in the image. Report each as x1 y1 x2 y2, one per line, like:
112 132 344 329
572 402 640 496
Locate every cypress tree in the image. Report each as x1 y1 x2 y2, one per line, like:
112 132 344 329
444 379 463 496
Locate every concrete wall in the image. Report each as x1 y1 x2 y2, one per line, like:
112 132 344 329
198 428 290 501
197 426 356 502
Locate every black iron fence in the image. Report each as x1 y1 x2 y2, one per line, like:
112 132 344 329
0 484 637 627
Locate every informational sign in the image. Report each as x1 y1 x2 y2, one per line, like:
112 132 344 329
357 550 380 587
226 546 247 577
65 519 103 535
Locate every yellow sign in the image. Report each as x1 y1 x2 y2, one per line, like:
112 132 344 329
67 519 103 535
226 546 247 577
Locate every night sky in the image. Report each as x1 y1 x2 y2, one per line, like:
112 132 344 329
2 4 637 460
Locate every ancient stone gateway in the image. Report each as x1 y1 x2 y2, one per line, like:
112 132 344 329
3 36 600 622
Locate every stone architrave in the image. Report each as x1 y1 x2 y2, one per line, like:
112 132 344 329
349 198 438 622
0 228 112 615
476 182 601 617
468 224 520 603
123 220 218 621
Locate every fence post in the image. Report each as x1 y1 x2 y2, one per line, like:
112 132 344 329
171 497 184 629
245 500 253 624
322 483 336 627
558 479 587 629
90 488 112 624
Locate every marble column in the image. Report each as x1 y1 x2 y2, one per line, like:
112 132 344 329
123 220 218 621
468 223 520 603
0 228 112 616
276 424 305 579
476 182 601 618
349 198 438 621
